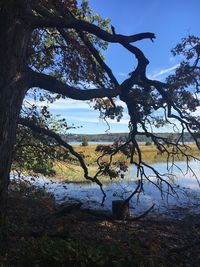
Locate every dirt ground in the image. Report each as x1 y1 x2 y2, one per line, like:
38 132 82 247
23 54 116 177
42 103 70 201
2 182 200 266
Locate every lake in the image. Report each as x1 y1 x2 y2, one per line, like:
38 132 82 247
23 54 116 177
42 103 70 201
69 141 114 145
12 160 200 219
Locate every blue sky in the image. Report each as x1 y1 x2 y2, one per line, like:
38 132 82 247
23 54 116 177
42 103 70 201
47 0 200 134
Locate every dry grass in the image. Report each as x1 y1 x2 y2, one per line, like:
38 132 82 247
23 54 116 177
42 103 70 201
53 144 200 183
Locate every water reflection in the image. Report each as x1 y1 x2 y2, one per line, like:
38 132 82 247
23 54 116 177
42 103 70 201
13 160 200 218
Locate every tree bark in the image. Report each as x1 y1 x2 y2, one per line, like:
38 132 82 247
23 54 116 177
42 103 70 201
0 1 31 238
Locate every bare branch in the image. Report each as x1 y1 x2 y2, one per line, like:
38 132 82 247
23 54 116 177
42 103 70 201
128 203 155 221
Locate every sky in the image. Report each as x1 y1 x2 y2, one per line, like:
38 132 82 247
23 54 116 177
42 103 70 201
46 0 200 134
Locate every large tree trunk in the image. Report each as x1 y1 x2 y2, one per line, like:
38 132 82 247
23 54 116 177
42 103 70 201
0 88 26 218
0 1 31 238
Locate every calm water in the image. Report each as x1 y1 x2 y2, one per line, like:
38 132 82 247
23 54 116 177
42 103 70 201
69 141 114 145
13 160 200 218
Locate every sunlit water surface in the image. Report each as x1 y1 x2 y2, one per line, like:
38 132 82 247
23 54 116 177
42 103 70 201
12 160 200 218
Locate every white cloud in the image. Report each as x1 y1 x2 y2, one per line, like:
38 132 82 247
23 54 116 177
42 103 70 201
24 96 128 111
24 98 93 110
48 98 128 112
118 72 128 77
148 64 180 80
115 99 127 108
49 99 92 110
67 116 130 125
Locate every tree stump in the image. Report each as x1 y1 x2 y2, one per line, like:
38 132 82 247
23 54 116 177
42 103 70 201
112 200 129 220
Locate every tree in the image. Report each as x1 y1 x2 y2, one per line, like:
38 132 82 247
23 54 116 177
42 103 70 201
82 137 89 146
0 0 199 225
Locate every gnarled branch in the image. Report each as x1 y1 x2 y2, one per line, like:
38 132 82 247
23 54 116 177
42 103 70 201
32 17 155 44
28 68 120 100
30 2 155 44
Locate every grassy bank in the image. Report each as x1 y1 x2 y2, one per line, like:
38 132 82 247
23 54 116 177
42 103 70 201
53 144 200 183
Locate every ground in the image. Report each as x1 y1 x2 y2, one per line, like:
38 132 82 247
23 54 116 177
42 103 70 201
1 180 200 266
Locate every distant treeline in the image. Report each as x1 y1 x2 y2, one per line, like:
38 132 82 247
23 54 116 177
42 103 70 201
62 132 196 143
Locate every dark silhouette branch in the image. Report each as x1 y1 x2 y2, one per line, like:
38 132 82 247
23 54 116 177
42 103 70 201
77 31 119 87
18 117 106 202
128 203 155 221
58 28 118 106
34 18 155 44
30 2 155 44
28 68 120 100
125 180 142 203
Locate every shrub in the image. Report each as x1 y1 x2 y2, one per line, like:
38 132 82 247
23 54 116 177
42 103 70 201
145 141 152 146
82 137 89 147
